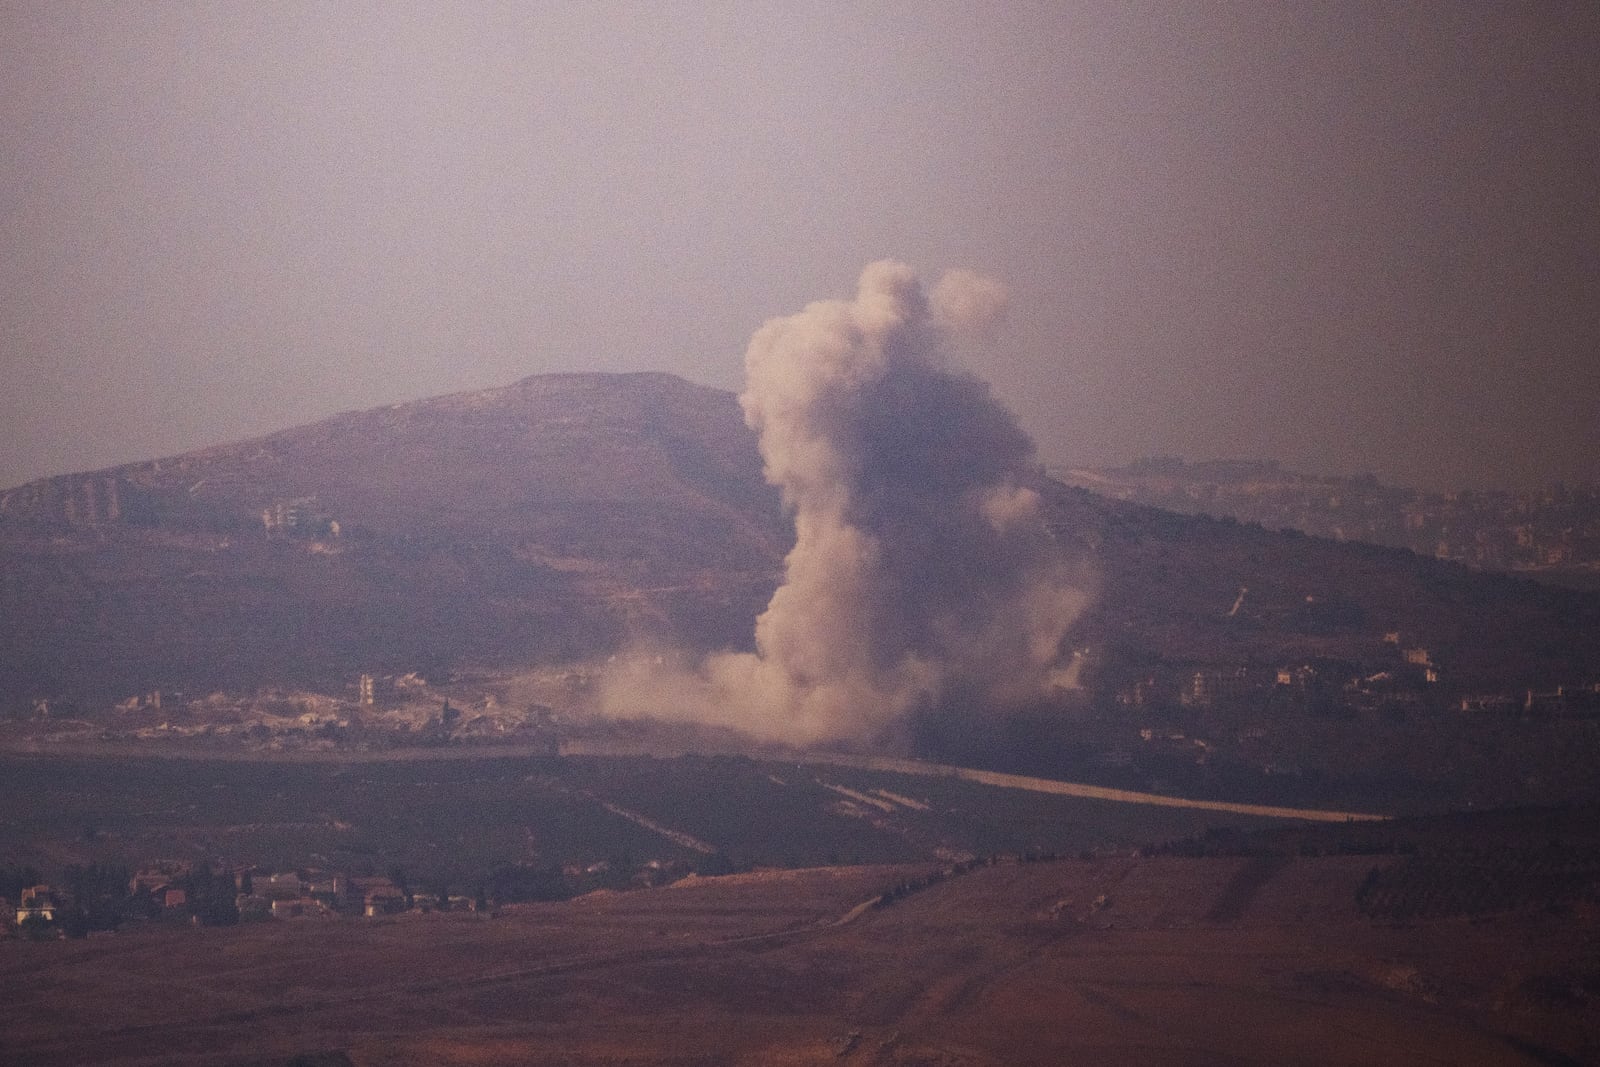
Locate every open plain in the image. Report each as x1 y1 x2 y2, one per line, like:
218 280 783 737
3 852 1596 1066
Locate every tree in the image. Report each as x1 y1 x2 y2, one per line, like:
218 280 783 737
178 862 238 926
387 865 409 898
19 915 55 941
62 862 133 935
0 863 41 901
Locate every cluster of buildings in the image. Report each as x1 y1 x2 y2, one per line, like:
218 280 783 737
1116 648 1443 717
1059 459 1600 576
1122 655 1600 720
2 863 482 940
12 885 57 926
231 870 461 920
58 675 564 755
3 849 721 941
1106 630 1600 783
260 496 340 539
1457 683 1600 717
1112 603 1600 725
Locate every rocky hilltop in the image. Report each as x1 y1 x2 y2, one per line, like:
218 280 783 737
3 371 1599 713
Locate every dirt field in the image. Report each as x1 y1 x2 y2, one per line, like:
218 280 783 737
2 855 1594 1066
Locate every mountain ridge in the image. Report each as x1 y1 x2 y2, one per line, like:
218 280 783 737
0 372 784 701
1053 456 1600 586
3 371 1598 713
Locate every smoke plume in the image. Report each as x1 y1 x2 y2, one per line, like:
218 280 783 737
599 261 1089 746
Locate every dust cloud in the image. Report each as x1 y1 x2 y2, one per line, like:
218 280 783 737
598 262 1089 746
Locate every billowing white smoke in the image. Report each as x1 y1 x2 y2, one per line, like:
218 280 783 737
599 261 1089 746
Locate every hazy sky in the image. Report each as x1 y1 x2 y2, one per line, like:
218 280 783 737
3 1 1597 492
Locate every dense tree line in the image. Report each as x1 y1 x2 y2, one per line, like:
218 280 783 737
58 863 134 936
1 862 42 901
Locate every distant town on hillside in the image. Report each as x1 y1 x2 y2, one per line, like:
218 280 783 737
1055 458 1600 590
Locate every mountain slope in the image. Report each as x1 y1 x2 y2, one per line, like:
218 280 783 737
3 371 1598 708
1048 484 1600 693
0 372 785 701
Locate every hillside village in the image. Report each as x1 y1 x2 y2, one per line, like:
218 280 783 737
9 666 578 756
1110 635 1600 720
6 630 1599 829
1058 458 1600 580
10 628 1600 763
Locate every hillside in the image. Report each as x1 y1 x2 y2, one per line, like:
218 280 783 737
3 371 1599 714
1056 456 1600 583
1048 482 1600 693
0 373 786 702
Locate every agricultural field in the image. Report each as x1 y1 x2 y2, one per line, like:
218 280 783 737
2 851 1595 1065
0 752 1295 892
7 752 1595 1065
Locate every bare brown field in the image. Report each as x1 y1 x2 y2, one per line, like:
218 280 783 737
2 856 1595 1066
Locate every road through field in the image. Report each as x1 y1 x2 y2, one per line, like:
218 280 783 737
0 736 1389 821
804 752 1390 823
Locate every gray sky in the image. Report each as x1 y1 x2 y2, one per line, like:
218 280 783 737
3 1 1597 492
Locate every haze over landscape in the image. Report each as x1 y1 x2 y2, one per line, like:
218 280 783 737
4 4 1600 1065
5 2 1600 493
